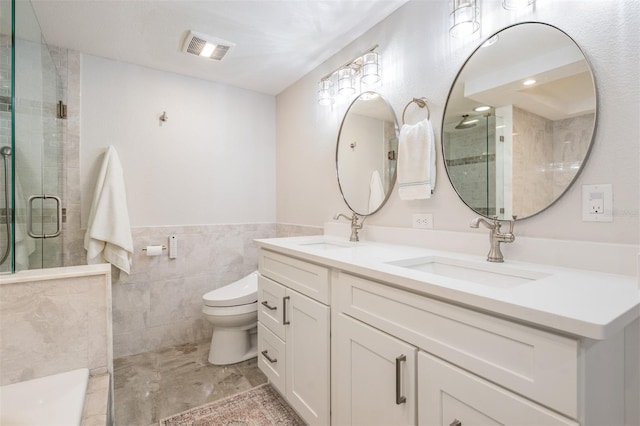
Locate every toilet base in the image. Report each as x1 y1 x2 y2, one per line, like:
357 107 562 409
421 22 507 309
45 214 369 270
208 325 257 365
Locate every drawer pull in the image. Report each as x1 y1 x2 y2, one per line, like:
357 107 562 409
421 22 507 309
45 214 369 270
450 420 462 426
261 350 277 364
261 301 277 311
395 354 407 405
283 296 290 325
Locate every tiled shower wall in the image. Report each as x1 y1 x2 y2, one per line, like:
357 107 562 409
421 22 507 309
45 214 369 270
443 116 497 216
512 107 593 217
47 46 321 358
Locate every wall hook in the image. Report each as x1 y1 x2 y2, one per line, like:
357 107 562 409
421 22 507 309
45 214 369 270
159 111 168 123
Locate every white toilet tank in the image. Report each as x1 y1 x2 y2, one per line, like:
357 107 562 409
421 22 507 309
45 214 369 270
203 271 258 307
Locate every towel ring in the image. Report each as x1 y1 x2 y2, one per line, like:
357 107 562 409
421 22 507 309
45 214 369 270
402 97 431 124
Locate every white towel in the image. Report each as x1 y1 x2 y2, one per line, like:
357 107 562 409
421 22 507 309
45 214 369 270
84 146 134 274
397 118 436 200
368 170 385 212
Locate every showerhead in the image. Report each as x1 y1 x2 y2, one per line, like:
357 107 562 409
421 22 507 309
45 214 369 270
455 114 478 130
0 146 11 157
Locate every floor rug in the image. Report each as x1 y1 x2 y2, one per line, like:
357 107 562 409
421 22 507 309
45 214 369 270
159 383 306 426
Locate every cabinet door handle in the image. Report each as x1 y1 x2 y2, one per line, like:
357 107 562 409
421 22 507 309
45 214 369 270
450 420 462 426
395 354 407 405
261 350 277 363
282 296 290 325
261 301 277 311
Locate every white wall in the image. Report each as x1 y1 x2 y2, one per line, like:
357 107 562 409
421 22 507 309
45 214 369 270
81 54 276 227
276 0 640 245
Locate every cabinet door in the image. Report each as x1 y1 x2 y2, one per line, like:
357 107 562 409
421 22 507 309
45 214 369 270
285 289 330 426
418 351 578 426
333 313 417 426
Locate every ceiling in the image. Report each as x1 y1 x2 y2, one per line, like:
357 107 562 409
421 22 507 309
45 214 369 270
445 23 596 125
30 0 408 95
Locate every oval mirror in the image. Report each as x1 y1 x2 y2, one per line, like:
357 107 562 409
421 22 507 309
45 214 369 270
336 91 399 216
442 22 597 220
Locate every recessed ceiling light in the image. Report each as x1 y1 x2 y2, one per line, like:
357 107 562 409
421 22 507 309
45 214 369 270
523 78 536 86
474 105 491 112
462 119 479 125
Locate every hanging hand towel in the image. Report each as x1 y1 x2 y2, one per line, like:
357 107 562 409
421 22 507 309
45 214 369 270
368 170 385 212
84 146 134 274
397 118 436 200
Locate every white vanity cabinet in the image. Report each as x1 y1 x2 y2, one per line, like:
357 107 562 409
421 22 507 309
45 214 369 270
332 270 625 426
257 250 330 426
254 238 634 426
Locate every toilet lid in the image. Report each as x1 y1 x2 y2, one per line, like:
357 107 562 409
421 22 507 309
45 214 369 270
203 271 258 307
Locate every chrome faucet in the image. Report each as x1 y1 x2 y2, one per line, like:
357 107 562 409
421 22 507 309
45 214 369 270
470 215 517 263
334 212 363 242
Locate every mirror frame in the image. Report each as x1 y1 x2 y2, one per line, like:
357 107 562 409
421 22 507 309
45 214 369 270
335 91 399 216
441 22 598 221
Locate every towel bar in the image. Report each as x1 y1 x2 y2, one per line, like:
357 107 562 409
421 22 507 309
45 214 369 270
402 97 431 124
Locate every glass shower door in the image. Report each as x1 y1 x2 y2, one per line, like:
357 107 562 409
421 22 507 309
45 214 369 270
1 0 64 273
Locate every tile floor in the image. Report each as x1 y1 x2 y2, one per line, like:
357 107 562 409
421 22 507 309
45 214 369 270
113 340 267 426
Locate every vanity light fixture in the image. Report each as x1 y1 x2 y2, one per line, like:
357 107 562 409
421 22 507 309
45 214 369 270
338 67 356 97
317 45 380 106
360 52 381 85
502 0 535 10
474 105 491 112
317 79 334 106
523 78 537 86
449 0 480 38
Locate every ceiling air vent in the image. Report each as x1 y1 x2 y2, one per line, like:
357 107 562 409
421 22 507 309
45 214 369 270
182 31 234 61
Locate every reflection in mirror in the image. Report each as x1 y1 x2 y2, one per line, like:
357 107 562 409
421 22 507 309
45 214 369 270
336 92 398 216
442 22 596 220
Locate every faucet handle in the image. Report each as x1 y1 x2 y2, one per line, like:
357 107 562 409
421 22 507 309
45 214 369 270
508 215 518 233
491 215 502 230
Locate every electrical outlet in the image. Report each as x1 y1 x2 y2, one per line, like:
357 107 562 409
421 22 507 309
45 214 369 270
412 213 433 229
582 184 612 222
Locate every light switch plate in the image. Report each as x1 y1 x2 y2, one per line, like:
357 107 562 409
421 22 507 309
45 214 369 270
582 184 612 222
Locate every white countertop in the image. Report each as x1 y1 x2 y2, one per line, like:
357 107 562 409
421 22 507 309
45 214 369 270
255 235 640 340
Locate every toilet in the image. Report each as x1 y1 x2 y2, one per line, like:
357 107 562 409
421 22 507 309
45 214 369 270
202 271 258 365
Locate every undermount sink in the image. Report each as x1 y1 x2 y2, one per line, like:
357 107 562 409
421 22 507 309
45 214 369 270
386 256 549 288
297 240 354 250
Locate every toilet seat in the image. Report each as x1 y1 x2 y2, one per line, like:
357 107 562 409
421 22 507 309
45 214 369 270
203 302 258 316
203 271 258 307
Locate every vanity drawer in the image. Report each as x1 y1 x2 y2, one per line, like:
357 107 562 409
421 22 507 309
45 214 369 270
258 275 286 340
259 250 330 304
334 271 579 419
418 351 577 426
257 323 285 393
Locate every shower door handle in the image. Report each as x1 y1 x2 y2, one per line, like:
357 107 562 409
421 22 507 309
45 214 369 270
27 194 62 239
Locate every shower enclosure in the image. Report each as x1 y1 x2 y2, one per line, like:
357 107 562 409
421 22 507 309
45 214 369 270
443 113 506 217
1 0 65 273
